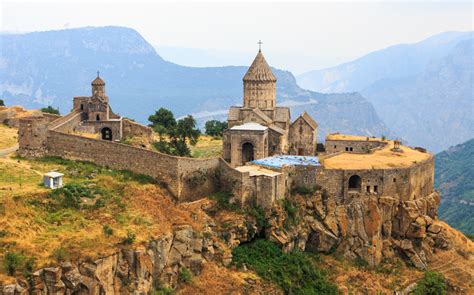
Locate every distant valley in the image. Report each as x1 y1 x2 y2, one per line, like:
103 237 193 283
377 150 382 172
298 31 474 152
0 26 392 140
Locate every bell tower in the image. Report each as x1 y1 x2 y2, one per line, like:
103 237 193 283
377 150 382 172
243 41 277 109
91 71 107 100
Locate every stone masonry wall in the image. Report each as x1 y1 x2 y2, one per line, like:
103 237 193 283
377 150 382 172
325 139 387 154
45 130 220 200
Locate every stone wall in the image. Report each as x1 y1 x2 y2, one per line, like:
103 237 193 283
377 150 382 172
313 157 435 205
289 117 316 156
48 110 83 133
325 139 387 154
80 120 122 141
44 130 220 200
122 119 152 138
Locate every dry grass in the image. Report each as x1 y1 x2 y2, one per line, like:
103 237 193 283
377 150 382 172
190 136 222 158
321 255 423 293
177 262 282 295
0 124 17 150
323 141 431 169
0 156 209 282
428 221 474 292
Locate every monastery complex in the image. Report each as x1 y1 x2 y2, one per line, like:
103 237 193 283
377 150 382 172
17 48 435 212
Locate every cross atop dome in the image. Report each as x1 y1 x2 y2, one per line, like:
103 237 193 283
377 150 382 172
258 40 263 52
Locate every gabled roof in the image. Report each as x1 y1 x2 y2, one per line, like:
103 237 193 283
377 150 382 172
227 106 241 121
243 50 277 82
292 111 318 129
250 108 273 124
274 107 290 122
268 124 285 135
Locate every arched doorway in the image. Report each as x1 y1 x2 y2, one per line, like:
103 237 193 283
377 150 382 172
242 142 254 164
101 127 112 141
348 175 361 192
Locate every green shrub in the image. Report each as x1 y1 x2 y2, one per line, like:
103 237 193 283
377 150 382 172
3 252 25 276
292 186 314 195
178 267 193 284
282 199 298 228
40 106 60 115
232 240 338 294
210 192 238 211
103 225 114 237
52 247 70 262
413 271 446 295
123 231 136 245
151 279 175 295
48 182 100 210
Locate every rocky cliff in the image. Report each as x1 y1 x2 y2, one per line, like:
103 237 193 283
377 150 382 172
1 184 473 294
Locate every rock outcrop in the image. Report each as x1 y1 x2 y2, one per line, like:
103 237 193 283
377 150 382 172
1 225 224 294
266 190 443 269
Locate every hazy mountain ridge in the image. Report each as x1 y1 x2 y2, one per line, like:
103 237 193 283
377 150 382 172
435 138 474 234
297 31 473 93
0 26 392 140
361 38 474 152
296 31 473 152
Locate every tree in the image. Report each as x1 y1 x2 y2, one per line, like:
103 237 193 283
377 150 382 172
40 106 60 115
0 99 4 107
205 120 228 137
149 110 200 157
148 108 176 139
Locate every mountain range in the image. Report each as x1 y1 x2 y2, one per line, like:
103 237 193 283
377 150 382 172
435 138 474 234
0 26 391 140
297 31 474 152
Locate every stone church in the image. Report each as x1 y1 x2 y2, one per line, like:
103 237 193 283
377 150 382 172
223 48 318 167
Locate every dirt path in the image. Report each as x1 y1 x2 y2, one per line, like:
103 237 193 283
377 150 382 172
0 145 18 157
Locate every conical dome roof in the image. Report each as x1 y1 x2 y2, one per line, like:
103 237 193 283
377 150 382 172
243 50 277 82
91 75 105 86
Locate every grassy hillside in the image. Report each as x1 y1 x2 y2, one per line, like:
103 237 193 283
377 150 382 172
435 138 474 234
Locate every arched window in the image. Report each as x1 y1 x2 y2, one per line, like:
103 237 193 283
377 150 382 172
348 175 361 192
80 104 84 110
96 114 100 121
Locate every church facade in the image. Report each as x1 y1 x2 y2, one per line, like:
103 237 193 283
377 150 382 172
223 49 318 167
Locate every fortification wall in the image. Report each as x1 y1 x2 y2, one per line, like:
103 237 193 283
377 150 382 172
325 139 387 154
313 156 435 204
48 110 83 132
122 119 153 138
45 130 220 200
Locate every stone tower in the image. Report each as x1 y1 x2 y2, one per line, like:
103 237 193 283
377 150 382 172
91 72 107 101
243 49 277 109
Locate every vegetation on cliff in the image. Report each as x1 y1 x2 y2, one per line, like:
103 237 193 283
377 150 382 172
435 138 474 234
232 239 338 294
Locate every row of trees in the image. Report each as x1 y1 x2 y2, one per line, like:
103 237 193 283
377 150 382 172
148 108 227 157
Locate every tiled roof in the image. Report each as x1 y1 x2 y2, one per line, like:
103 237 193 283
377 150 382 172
243 50 277 82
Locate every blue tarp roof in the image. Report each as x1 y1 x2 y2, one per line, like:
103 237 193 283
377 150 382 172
252 155 320 168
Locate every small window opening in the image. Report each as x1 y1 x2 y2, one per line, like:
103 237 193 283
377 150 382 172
80 104 84 110
374 185 379 193
367 186 371 193
393 178 397 183
96 114 100 121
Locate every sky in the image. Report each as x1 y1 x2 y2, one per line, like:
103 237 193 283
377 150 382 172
1 1 473 74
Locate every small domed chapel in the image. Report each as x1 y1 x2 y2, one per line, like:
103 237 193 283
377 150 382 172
223 48 318 167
